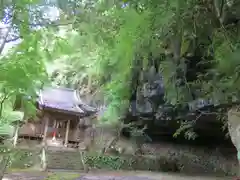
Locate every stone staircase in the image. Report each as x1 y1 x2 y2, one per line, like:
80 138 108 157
47 150 84 170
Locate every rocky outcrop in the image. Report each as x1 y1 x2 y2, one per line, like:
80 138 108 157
79 64 228 139
227 108 240 174
127 65 227 139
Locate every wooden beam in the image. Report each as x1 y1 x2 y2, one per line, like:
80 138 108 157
64 120 70 147
53 119 56 128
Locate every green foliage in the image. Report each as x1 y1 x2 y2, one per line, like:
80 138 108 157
0 0 78 138
85 154 125 170
0 111 24 137
0 0 239 140
173 121 197 140
50 1 156 123
84 152 180 172
0 148 40 169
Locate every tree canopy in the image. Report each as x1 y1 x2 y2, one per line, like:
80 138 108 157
1 0 240 135
48 0 240 123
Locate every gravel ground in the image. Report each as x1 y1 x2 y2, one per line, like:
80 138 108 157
3 171 229 180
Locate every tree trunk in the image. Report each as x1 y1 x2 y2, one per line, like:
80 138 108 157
13 125 19 147
41 114 49 171
0 155 10 180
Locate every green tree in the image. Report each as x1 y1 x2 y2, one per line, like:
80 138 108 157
1 0 240 174
49 0 240 137
0 0 76 177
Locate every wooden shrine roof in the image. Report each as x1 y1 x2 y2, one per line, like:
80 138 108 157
38 86 97 116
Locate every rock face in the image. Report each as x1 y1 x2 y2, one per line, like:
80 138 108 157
127 65 226 139
80 65 227 139
78 124 138 155
227 108 240 174
227 109 240 149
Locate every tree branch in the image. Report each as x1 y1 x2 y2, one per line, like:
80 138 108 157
0 26 11 55
0 91 14 118
0 20 73 46
5 36 21 43
0 20 74 30
0 155 10 180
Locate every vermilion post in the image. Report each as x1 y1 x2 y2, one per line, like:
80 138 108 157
52 131 56 140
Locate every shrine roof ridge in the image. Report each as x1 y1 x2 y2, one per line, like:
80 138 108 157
38 86 97 116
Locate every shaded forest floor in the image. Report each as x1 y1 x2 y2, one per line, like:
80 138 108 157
4 132 239 178
6 136 239 177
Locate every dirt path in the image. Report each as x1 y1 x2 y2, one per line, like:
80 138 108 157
3 170 229 180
